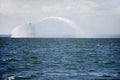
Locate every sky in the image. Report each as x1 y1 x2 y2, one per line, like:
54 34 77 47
0 0 120 37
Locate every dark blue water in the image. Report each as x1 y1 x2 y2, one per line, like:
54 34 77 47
0 38 120 80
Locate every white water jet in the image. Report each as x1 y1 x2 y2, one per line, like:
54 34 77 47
11 22 35 38
38 16 78 29
11 16 80 38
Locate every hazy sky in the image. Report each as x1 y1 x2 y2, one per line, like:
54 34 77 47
0 0 120 37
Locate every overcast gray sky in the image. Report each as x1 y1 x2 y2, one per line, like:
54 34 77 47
0 0 120 37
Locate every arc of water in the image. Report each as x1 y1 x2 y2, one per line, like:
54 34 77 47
38 16 78 29
11 16 83 38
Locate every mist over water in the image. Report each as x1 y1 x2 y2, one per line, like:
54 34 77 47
11 23 36 37
11 17 79 38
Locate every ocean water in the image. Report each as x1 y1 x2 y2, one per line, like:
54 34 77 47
0 38 120 80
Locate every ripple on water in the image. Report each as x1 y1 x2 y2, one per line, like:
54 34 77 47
0 38 120 80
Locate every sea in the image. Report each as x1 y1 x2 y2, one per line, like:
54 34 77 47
0 38 120 80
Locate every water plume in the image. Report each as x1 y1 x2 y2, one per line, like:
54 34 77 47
11 16 80 38
11 22 35 38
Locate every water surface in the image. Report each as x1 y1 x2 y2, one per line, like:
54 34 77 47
0 38 120 80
